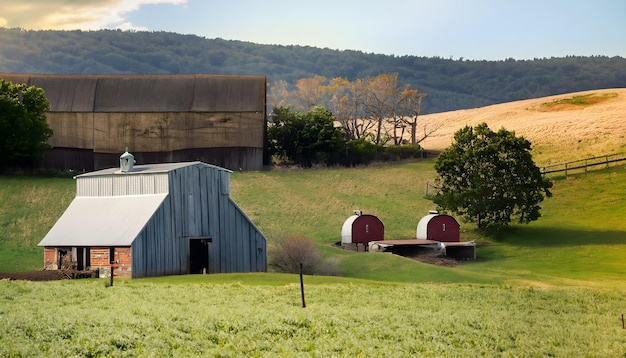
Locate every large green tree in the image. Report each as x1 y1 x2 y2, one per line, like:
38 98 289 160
433 123 552 230
0 79 53 170
267 106 345 168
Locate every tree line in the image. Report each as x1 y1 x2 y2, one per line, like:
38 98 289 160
269 73 432 146
267 105 424 168
1 28 624 113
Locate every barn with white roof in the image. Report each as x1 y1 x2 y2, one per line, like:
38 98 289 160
38 152 267 278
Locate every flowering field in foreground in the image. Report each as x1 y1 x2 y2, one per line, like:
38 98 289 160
1 277 625 357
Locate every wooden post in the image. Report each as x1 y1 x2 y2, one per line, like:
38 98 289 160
300 263 306 308
621 314 624 329
110 265 114 287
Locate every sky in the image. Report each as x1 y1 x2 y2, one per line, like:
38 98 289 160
1 0 625 61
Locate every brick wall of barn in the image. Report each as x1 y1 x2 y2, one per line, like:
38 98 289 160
43 248 56 269
43 247 132 278
43 247 78 270
90 247 132 278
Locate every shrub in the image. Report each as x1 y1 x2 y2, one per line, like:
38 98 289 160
268 235 339 275
343 138 379 166
268 106 346 168
384 144 422 160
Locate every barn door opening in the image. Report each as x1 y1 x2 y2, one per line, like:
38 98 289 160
189 238 210 274
76 247 90 270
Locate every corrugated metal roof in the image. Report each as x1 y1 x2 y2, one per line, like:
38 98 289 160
0 73 30 85
30 75 98 112
0 73 266 113
94 75 195 112
75 161 232 178
1 73 98 112
38 194 168 247
190 75 266 112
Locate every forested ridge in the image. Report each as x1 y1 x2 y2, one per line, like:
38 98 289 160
1 28 624 113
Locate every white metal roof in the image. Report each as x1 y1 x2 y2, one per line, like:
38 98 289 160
416 213 439 240
341 215 359 244
75 161 231 178
38 194 168 247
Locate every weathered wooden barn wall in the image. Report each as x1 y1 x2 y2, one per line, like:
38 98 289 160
0 73 267 171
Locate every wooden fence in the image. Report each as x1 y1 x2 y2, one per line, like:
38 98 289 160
425 181 441 197
541 152 626 177
425 152 626 196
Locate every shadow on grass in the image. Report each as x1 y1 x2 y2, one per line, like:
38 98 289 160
484 226 626 247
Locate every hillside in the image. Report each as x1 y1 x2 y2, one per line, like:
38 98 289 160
419 88 626 164
1 28 625 113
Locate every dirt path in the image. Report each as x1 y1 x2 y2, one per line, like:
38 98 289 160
0 270 97 281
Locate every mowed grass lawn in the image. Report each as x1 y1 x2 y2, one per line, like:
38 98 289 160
1 161 626 356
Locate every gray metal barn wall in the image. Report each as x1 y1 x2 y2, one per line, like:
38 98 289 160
131 200 178 278
130 164 266 277
225 198 266 272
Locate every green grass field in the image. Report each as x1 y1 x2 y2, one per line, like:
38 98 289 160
0 176 75 272
2 277 625 357
1 161 626 356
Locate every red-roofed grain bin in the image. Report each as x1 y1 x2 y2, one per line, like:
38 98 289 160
416 210 460 242
341 211 384 250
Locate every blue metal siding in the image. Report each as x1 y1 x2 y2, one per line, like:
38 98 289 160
131 163 265 277
69 161 267 278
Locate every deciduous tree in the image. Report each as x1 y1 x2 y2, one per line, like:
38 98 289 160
267 106 345 167
433 123 552 230
359 73 397 145
324 77 370 141
395 87 433 145
0 79 52 171
293 75 327 111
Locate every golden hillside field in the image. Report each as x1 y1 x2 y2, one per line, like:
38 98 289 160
417 88 626 165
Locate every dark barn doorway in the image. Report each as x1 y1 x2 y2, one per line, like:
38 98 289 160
189 238 210 274
76 247 90 270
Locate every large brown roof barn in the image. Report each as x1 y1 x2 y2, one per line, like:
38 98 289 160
0 73 267 171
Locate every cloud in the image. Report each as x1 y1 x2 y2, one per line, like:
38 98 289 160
0 0 186 31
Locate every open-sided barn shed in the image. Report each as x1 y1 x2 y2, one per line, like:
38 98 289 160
38 156 267 278
0 73 267 171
